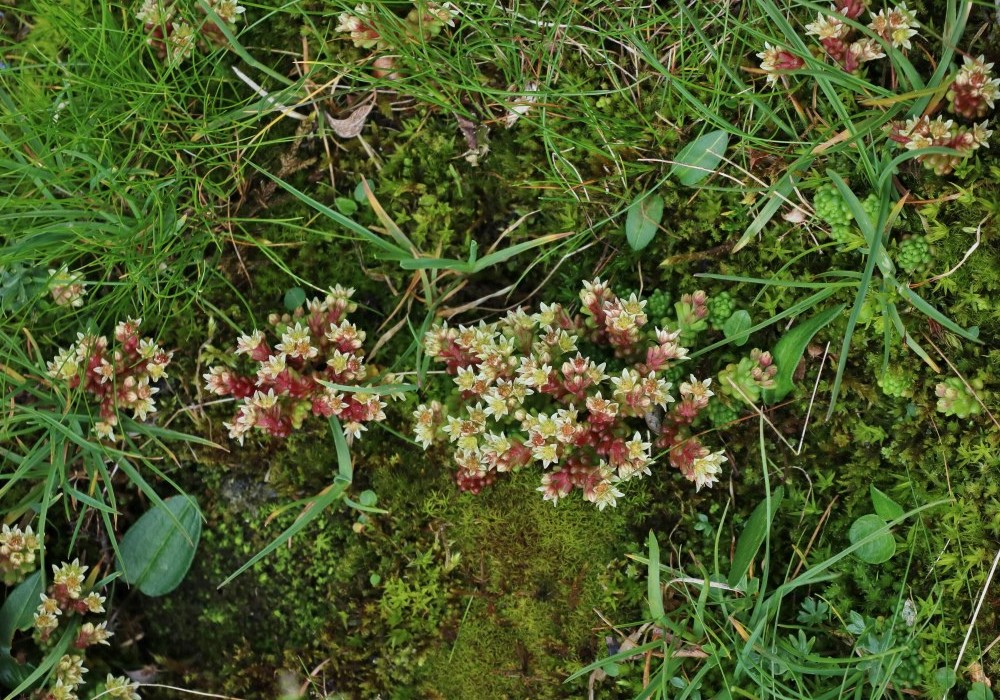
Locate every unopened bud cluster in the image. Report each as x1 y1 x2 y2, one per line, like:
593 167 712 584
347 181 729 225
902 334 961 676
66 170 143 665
46 319 173 442
203 286 388 445
135 0 245 64
717 349 778 404
413 280 772 507
1 524 40 585
935 377 984 419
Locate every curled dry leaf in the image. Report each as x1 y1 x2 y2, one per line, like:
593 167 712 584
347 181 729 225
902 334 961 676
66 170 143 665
325 98 375 139
505 81 539 128
782 205 808 223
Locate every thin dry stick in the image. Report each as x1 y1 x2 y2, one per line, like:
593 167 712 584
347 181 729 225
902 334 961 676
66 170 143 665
231 65 309 120
92 685 246 700
724 376 797 452
794 342 830 455
946 545 1000 700
911 217 985 289
790 496 839 580
928 414 954 499
975 631 1000 663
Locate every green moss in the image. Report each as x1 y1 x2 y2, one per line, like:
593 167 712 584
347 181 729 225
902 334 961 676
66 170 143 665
418 472 638 698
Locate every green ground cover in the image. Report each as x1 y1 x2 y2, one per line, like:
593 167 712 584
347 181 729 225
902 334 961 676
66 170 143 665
2 0 1000 698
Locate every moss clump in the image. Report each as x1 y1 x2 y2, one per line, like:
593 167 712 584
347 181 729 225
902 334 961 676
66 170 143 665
417 471 641 698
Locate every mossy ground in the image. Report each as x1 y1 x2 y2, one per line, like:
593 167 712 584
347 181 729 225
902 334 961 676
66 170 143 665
4 1 1000 699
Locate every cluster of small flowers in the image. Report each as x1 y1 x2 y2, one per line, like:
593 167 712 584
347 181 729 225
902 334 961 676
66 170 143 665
36 662 139 700
46 319 173 442
33 560 108 646
758 1 919 82
412 280 764 509
337 1 457 49
203 286 389 445
336 2 457 77
887 56 999 174
31 560 139 700
1 524 40 586
47 267 86 308
135 0 245 64
756 2 998 175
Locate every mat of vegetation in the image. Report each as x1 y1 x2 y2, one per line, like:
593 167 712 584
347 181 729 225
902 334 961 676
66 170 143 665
2 1 1000 699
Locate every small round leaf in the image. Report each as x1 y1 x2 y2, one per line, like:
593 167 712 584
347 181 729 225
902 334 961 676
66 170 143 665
335 197 359 215
848 514 895 564
284 287 306 311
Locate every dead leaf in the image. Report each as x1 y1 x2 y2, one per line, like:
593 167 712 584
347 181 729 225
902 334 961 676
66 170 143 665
505 81 539 128
325 99 374 139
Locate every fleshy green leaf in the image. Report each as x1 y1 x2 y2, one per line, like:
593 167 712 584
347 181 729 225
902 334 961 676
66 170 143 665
625 193 664 251
118 495 202 596
672 130 730 186
729 486 784 587
0 571 43 646
283 287 306 311
933 667 957 691
848 514 896 564
763 305 844 403
722 310 752 346
870 485 904 521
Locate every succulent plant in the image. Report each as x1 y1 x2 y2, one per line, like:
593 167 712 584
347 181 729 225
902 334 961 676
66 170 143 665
897 235 932 274
708 291 736 330
934 377 983 418
877 365 915 398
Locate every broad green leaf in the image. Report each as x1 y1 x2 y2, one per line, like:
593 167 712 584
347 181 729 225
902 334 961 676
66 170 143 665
0 649 33 689
762 305 845 403
970 682 995 700
870 485 904 521
728 486 784 587
118 495 202 596
722 310 752 346
933 667 957 691
0 571 42 646
625 193 664 251
283 287 306 311
647 531 664 621
672 130 730 186
848 514 896 564
3 625 72 700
